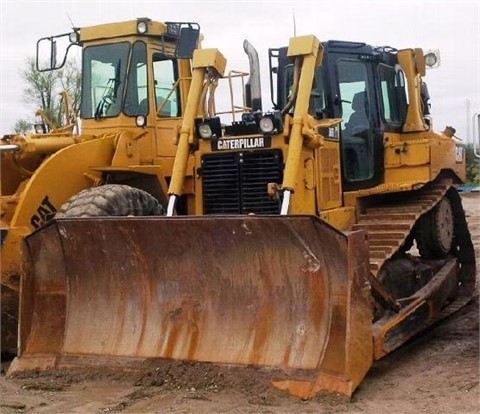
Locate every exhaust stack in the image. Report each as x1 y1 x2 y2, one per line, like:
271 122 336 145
243 40 262 112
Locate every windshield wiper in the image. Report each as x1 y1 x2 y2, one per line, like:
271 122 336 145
94 60 121 119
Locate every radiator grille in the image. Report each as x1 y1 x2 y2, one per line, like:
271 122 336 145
201 150 283 214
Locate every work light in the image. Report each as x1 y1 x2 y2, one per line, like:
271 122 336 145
195 117 222 139
259 116 274 133
136 18 150 34
136 115 147 127
69 31 80 44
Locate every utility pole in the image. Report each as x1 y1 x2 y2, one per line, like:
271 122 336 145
465 98 471 142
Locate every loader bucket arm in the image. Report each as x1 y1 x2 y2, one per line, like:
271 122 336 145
12 216 372 398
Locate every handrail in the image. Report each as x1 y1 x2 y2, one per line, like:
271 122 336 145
225 70 250 122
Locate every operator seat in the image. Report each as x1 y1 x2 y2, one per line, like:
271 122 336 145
342 91 370 180
138 98 149 114
346 91 369 134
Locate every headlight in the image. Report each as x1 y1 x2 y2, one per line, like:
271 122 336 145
424 53 437 67
69 31 80 43
137 19 149 34
136 115 147 127
259 117 274 133
195 117 222 140
198 123 213 139
424 49 440 69
256 111 282 134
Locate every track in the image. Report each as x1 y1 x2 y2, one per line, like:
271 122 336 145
354 178 477 358
353 180 451 276
355 178 476 292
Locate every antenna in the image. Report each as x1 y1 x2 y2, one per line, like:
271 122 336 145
293 9 297 37
66 13 76 29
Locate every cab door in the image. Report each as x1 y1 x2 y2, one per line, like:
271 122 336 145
327 53 384 192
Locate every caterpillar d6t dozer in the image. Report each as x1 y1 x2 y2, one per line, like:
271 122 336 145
9 35 475 398
1 18 203 354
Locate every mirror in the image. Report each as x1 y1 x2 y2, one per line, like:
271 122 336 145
36 33 73 71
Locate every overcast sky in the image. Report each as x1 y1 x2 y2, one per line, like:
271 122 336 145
1 0 479 141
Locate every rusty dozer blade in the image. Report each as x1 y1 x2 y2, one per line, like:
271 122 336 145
10 216 373 398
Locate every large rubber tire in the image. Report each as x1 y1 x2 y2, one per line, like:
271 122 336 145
57 184 164 218
415 196 454 259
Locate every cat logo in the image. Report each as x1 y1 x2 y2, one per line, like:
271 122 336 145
212 136 271 151
30 195 57 229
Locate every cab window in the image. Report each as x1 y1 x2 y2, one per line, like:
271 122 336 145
81 42 129 118
378 63 407 126
124 42 148 116
153 54 180 117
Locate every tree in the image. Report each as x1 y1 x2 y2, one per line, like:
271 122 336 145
13 119 32 134
465 143 480 185
16 56 81 132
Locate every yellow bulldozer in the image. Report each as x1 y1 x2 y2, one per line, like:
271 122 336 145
1 18 204 354
7 34 475 399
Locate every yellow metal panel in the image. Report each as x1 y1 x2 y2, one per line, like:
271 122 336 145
401 142 430 164
384 165 431 183
154 123 182 157
319 207 356 231
192 49 226 75
430 137 466 182
384 140 430 167
80 20 167 41
287 35 320 57
384 147 401 166
147 21 169 36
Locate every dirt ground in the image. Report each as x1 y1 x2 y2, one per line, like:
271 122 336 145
1 192 479 414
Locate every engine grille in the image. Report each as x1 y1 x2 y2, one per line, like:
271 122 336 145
201 150 283 215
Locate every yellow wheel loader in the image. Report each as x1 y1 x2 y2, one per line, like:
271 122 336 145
1 114 78 353
1 18 203 354
8 35 475 399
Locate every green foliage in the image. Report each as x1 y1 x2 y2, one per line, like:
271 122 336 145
18 57 81 131
13 119 32 134
465 143 479 185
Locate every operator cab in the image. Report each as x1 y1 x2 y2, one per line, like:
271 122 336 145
36 19 200 125
271 40 409 192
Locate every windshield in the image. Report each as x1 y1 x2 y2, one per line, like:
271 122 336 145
81 42 130 119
